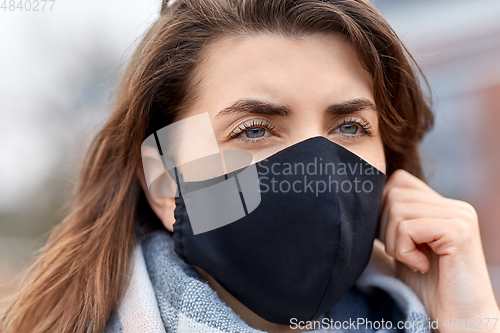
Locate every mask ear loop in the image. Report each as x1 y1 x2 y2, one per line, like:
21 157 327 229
149 129 181 198
173 167 182 197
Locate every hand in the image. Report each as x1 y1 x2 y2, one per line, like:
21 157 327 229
378 169 500 333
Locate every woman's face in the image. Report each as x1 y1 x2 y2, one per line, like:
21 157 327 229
177 32 386 172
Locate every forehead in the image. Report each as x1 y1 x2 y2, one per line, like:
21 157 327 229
186 32 374 115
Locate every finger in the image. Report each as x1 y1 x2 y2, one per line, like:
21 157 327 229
394 218 471 273
382 169 436 201
378 188 444 244
383 202 471 256
444 198 478 219
380 171 443 242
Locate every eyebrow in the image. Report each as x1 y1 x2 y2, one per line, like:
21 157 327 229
326 98 377 115
214 98 377 118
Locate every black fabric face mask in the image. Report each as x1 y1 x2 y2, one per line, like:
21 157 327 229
172 136 387 325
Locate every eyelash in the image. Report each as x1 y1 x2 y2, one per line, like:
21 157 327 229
334 117 374 138
227 116 373 142
228 119 277 141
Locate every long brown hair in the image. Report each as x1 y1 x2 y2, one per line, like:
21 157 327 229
0 0 433 331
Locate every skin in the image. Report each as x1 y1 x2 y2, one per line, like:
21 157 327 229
136 33 500 333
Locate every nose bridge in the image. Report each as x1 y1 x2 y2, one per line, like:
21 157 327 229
286 107 326 146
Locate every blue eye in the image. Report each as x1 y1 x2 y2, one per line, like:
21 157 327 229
229 119 276 141
338 124 359 135
333 117 373 138
245 127 266 138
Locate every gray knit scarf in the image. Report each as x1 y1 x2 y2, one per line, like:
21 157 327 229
104 230 430 333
